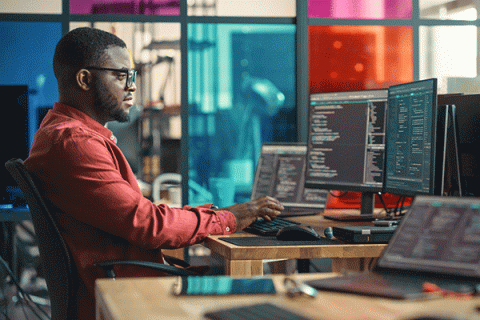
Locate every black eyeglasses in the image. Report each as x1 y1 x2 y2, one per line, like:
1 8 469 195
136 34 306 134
85 67 137 88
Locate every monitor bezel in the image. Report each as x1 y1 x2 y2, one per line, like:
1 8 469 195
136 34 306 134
383 78 440 197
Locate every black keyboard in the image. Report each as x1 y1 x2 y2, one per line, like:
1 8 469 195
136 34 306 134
244 217 300 236
204 302 312 320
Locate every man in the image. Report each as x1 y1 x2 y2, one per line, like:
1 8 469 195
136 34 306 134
25 27 283 319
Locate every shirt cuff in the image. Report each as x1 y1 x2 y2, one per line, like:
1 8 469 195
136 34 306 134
213 209 237 234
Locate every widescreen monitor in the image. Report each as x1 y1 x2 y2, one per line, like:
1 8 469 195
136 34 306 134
384 78 441 197
304 89 389 215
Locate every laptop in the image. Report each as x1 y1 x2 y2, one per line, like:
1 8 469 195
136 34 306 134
251 143 328 217
305 195 480 299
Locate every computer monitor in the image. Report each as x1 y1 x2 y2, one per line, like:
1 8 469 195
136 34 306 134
437 94 480 197
304 89 389 215
384 78 443 197
0 85 29 205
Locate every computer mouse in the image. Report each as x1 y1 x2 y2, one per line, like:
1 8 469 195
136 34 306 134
276 225 322 241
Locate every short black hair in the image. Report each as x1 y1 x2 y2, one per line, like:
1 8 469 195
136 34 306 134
53 27 127 81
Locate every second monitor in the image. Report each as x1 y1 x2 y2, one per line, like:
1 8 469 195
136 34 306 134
304 89 389 216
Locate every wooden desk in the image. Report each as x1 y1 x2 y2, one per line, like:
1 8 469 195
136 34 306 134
95 273 480 320
203 212 388 276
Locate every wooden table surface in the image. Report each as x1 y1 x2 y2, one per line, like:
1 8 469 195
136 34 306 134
96 273 480 320
203 210 389 276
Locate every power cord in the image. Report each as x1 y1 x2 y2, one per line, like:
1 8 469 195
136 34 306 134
0 255 50 319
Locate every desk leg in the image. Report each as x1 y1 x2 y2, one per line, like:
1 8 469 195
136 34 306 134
331 258 376 272
224 259 263 277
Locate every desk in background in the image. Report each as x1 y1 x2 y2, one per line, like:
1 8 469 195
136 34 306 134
203 211 387 277
95 273 480 320
0 206 31 221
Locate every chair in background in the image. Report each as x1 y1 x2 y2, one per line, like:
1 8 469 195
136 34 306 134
5 158 198 320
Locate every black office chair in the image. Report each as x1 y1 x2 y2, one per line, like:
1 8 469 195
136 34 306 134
5 158 198 320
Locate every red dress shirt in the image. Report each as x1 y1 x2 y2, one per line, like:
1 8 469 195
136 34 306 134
25 103 236 319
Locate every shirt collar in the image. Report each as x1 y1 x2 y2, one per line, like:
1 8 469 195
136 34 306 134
53 103 116 143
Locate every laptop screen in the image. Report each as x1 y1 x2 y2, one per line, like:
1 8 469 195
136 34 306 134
251 143 328 210
377 195 480 278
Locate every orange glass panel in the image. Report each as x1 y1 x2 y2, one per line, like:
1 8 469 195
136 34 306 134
309 25 413 93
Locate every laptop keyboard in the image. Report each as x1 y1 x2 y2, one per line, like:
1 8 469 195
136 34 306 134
204 302 312 320
244 218 300 236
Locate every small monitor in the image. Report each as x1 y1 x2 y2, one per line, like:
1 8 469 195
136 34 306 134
384 78 441 196
251 143 328 216
304 89 389 215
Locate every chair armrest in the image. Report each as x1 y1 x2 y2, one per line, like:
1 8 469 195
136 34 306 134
94 260 198 278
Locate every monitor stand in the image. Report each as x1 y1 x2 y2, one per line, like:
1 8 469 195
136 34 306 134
323 192 384 222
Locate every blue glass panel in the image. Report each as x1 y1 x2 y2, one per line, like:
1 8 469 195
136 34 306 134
188 24 296 206
0 21 62 148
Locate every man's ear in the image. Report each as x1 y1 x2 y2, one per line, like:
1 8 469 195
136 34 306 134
76 69 92 91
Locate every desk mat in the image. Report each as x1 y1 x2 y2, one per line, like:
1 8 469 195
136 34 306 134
218 236 342 247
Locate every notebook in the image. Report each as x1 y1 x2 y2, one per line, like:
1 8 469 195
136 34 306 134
305 195 480 299
250 143 328 217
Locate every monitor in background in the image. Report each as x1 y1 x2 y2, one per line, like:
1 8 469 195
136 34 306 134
1 85 29 206
304 89 389 216
437 94 480 197
384 78 443 197
251 143 328 217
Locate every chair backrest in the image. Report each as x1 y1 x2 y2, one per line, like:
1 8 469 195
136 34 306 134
5 158 77 320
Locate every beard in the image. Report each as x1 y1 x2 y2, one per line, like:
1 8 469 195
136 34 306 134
93 81 130 123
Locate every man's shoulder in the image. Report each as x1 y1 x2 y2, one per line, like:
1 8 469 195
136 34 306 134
40 116 106 142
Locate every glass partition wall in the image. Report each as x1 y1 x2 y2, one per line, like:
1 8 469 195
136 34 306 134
1 0 480 206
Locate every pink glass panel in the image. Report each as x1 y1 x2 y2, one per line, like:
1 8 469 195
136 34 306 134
309 25 413 93
70 0 179 15
308 0 412 19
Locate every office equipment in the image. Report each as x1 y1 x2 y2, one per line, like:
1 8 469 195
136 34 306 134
305 195 480 299
275 224 323 241
251 143 328 217
172 276 276 295
219 236 340 247
304 89 389 219
204 303 312 320
244 217 301 236
384 78 445 197
0 85 29 206
330 225 397 244
437 94 480 197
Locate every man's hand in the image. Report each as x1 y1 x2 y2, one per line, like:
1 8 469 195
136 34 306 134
221 196 284 231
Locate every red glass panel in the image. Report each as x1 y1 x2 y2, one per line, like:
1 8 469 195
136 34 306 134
309 25 413 93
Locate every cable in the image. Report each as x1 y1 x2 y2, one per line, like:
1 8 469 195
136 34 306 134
376 193 391 216
0 255 50 319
